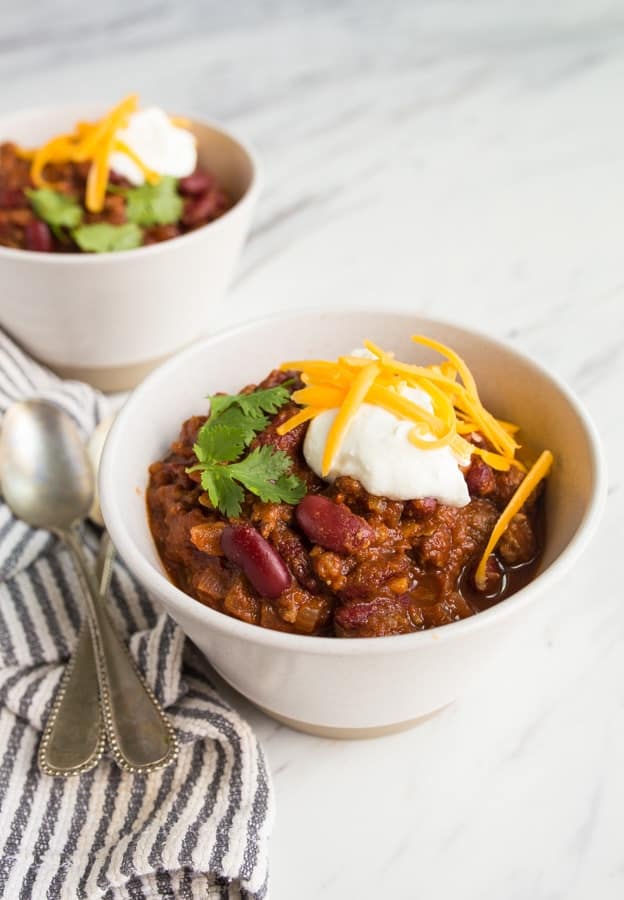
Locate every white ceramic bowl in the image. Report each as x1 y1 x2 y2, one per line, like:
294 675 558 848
100 311 606 737
0 105 261 391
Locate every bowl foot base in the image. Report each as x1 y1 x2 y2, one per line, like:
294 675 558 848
254 702 451 739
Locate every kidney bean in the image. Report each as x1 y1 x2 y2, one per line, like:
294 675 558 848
272 523 319 593
181 190 222 227
221 524 291 598
334 599 376 631
465 457 496 497
0 188 25 209
24 220 52 252
178 169 215 195
295 495 375 554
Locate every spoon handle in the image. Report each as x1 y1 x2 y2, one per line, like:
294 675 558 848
38 532 117 777
96 530 115 598
39 621 105 777
65 529 179 773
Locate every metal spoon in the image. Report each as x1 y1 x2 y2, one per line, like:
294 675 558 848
40 416 117 776
0 399 178 774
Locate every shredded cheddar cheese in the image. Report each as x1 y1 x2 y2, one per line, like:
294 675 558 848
16 94 168 213
277 406 325 432
322 362 380 476
277 335 521 470
112 139 160 184
277 333 554 592
474 450 553 590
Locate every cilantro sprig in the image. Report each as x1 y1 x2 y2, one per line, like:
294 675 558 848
26 188 84 230
72 222 143 253
123 176 183 227
187 383 306 517
25 177 185 254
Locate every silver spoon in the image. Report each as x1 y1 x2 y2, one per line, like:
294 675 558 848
0 399 178 774
40 416 116 776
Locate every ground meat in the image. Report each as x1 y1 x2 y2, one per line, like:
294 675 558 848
190 522 226 556
0 141 230 253
147 370 546 638
498 512 537 564
222 575 259 625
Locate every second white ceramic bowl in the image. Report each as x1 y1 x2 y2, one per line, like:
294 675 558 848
0 105 261 391
100 311 605 737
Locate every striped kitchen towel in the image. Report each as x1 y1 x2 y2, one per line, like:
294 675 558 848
0 331 274 899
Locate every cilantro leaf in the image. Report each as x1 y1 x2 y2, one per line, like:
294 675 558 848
191 408 269 470
192 422 248 466
194 449 305 517
187 381 306 516
207 383 293 422
228 447 307 505
200 383 296 460
199 467 245 518
206 394 239 419
26 189 83 229
125 176 183 227
72 223 143 253
214 406 269 443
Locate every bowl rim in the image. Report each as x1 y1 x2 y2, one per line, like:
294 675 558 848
100 308 607 656
0 104 262 265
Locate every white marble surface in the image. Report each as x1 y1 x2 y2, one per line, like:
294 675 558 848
2 1 623 897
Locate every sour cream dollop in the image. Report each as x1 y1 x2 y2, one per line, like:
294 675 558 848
108 107 197 186
303 352 471 507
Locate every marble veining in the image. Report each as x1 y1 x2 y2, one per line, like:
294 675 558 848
1 1 623 897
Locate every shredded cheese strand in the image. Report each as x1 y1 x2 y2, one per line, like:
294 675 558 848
281 360 338 372
409 422 457 450
474 450 553 589
367 384 446 434
411 334 479 396
410 335 519 456
72 94 138 162
467 444 513 471
291 385 345 408
362 339 389 359
113 139 160 184
276 406 325 435
86 127 117 213
457 395 516 456
498 420 520 435
322 362 380 476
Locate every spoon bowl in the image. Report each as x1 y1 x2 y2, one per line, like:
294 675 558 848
0 398 93 531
